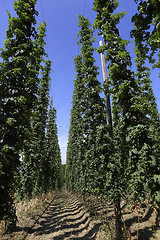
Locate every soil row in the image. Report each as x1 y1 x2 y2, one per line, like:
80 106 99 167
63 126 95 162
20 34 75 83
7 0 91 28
1 188 160 239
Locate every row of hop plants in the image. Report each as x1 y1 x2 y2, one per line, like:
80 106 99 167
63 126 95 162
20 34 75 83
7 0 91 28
66 0 160 239
0 0 63 232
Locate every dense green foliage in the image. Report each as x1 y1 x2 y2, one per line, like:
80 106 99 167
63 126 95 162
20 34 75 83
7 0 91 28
30 59 52 195
0 0 43 229
93 1 140 237
94 0 160 200
0 0 159 236
66 54 85 191
45 99 62 191
131 0 160 70
131 0 160 210
0 0 62 230
93 0 160 238
66 15 111 196
61 164 66 183
19 58 53 198
66 1 160 239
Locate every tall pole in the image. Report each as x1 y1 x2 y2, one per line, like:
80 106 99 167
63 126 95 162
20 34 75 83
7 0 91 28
99 40 113 138
99 41 123 240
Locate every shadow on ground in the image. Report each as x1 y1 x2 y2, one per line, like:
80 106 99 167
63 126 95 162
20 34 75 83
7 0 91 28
26 192 101 239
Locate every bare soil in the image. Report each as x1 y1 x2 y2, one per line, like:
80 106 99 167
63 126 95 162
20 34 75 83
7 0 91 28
1 188 160 240
25 189 101 240
78 194 160 240
1 189 101 240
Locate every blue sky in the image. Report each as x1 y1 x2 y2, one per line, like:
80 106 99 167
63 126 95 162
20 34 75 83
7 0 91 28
0 0 159 164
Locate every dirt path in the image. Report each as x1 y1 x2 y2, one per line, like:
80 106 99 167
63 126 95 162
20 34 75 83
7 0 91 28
2 188 159 239
25 189 100 240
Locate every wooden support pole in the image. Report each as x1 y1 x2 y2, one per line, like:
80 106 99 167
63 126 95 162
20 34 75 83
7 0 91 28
100 41 123 240
99 40 113 138
99 41 108 84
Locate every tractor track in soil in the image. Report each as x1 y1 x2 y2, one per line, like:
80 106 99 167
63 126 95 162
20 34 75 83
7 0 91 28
23 189 100 240
21 191 59 240
2 188 160 239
